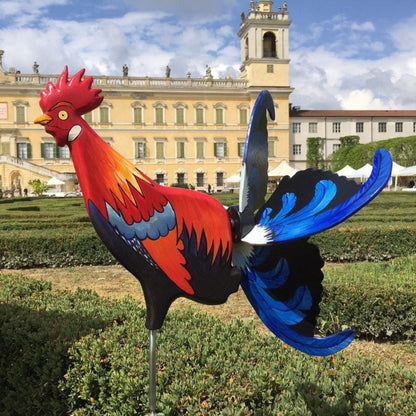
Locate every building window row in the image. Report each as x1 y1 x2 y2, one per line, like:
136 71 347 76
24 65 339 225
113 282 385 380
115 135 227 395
81 103 251 127
292 120 416 135
152 170 229 189
133 138 277 160
10 142 70 160
4 137 278 161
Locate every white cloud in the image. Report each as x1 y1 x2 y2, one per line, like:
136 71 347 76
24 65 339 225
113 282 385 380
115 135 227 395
338 89 385 110
390 14 416 51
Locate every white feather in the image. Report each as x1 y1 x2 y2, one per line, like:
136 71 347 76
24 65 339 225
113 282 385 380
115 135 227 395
241 224 273 245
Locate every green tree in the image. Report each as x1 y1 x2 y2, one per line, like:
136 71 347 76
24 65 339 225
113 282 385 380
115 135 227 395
306 137 325 169
28 179 49 196
331 136 361 171
339 135 360 147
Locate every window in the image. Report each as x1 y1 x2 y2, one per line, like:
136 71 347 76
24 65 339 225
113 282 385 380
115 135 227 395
332 122 341 133
238 142 245 157
13 100 28 124
215 108 224 125
195 108 204 124
216 172 224 187
135 142 146 159
395 122 403 133
59 146 71 159
214 142 227 158
268 140 275 157
333 143 341 153
197 108 204 124
156 174 165 185
356 122 364 133
100 107 109 124
292 144 301 155
156 141 165 159
16 106 25 123
131 101 145 125
378 122 387 133
263 32 276 58
84 112 93 124
176 172 185 185
267 64 274 73
134 107 143 124
1 142 10 155
196 172 205 187
176 141 185 159
292 122 301 133
176 108 184 125
309 122 318 134
413 121 416 133
239 108 248 125
196 141 205 159
41 143 56 159
17 142 31 159
155 108 164 124
194 103 206 125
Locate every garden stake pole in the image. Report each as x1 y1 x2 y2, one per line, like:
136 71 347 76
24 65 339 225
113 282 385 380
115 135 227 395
149 329 157 416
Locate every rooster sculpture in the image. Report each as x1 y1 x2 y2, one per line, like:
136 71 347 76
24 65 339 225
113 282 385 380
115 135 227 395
35 67 392 358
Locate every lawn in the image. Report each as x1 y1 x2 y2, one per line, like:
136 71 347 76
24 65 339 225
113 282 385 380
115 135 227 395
1 192 416 414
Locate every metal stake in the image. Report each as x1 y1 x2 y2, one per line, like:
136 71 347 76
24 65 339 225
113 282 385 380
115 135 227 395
149 329 157 416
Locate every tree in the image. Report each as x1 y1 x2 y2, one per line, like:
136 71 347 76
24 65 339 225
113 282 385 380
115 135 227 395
306 137 325 169
28 179 49 196
331 136 361 171
339 135 360 147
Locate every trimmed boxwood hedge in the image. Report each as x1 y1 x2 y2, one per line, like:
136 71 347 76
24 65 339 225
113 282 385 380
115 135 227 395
1 274 416 416
1 224 414 268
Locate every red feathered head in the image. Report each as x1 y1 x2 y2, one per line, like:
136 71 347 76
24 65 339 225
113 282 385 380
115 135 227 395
39 66 103 114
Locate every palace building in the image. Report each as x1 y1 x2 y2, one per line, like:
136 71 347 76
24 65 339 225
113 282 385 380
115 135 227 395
0 0 292 196
1 0 414 196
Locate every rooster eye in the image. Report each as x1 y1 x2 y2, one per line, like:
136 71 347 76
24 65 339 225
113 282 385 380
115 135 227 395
58 110 68 120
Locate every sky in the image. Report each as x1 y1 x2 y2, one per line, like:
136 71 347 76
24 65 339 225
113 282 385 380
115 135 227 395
1 0 416 110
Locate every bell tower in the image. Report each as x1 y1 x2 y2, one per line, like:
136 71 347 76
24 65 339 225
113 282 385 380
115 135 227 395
238 0 293 162
238 0 291 89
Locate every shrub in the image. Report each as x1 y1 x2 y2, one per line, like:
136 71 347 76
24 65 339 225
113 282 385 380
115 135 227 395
1 274 416 415
318 256 416 341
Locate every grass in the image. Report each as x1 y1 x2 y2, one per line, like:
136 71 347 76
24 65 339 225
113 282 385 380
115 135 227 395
1 193 415 366
3 255 416 370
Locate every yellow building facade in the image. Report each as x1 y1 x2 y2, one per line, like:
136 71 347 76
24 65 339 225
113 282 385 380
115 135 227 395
0 0 292 196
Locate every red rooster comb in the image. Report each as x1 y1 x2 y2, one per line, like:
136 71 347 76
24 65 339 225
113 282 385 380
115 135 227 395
39 66 103 115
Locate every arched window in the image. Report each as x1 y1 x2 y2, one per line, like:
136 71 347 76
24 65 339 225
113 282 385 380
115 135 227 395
263 32 276 58
244 36 249 61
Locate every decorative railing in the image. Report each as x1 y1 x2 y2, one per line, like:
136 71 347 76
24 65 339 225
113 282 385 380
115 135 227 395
8 73 248 90
0 155 75 180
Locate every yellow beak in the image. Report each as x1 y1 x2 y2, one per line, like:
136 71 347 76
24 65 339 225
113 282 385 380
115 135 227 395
34 114 52 125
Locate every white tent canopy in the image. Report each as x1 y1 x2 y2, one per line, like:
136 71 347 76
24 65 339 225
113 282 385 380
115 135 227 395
395 165 416 176
391 161 406 176
47 177 65 186
355 163 373 178
268 160 298 178
336 165 361 178
225 173 241 184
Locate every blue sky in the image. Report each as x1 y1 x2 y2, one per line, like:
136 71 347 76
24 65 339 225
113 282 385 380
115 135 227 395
1 0 415 110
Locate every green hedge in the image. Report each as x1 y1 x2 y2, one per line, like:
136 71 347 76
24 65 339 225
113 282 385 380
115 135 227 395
311 225 416 262
1 193 415 267
1 224 414 269
319 256 416 341
1 274 415 415
0 229 116 268
331 135 416 170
